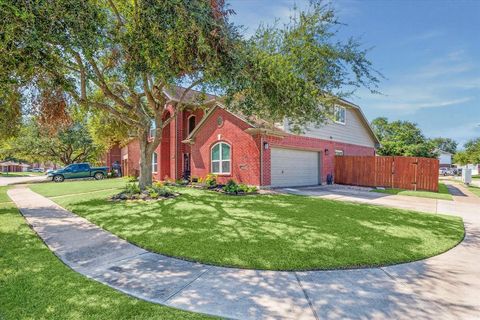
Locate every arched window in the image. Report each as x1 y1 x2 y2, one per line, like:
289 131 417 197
188 115 196 134
211 142 231 174
152 152 158 173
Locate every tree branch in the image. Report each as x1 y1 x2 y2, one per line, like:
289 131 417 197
87 57 133 111
73 52 87 100
107 0 124 27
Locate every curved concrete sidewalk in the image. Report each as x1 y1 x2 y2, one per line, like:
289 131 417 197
7 184 480 320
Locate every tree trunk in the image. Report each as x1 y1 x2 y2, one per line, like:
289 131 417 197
138 135 153 190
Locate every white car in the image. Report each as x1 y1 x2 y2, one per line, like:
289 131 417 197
439 168 448 176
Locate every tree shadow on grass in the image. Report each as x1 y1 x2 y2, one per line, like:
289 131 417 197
58 188 465 271
0 205 209 320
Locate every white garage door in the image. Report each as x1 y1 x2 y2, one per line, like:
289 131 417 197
271 147 320 187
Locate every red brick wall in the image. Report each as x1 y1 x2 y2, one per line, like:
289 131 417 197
264 134 375 186
120 139 140 177
108 106 375 186
189 107 261 185
104 144 121 169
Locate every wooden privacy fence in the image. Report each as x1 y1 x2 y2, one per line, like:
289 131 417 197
334 156 439 192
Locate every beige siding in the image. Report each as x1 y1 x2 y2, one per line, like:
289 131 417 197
287 108 376 147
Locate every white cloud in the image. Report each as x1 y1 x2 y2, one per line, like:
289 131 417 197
356 50 479 114
428 121 480 146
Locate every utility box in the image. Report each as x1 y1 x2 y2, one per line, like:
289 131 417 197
462 168 472 185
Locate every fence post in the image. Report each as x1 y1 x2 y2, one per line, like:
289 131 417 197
391 157 395 189
413 157 418 191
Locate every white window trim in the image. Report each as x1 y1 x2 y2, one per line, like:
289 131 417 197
152 152 158 173
188 115 196 134
334 106 346 125
211 142 231 174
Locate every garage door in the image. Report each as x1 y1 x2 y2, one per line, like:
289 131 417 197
271 147 320 187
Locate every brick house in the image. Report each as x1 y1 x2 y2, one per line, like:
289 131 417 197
105 86 379 187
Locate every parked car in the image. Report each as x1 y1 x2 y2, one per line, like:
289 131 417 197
47 163 108 182
32 168 44 173
439 167 448 176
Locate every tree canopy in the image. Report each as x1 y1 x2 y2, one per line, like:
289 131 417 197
371 117 437 158
0 118 104 165
454 138 480 165
431 137 457 154
1 0 379 187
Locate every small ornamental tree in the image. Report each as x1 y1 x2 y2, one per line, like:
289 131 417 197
1 1 379 188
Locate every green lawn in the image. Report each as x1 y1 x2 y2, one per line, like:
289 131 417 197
371 183 453 200
0 188 211 320
33 180 465 270
0 186 12 203
0 172 45 177
30 178 127 197
468 185 480 197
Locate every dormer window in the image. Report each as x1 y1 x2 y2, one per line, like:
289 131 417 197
334 106 346 125
188 115 196 134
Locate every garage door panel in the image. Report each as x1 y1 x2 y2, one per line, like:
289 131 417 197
271 148 319 187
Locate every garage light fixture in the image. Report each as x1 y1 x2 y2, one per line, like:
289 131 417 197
263 142 269 150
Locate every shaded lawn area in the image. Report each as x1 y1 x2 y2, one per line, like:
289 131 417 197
30 178 127 197
40 183 465 271
371 183 452 201
0 193 212 319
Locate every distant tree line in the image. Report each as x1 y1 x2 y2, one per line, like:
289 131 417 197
370 117 458 158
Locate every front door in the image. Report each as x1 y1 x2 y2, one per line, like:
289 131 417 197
183 153 191 180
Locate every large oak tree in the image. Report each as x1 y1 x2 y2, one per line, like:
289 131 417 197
1 0 379 188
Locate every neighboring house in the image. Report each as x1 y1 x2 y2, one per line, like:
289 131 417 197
457 163 479 175
0 161 30 172
105 86 380 187
436 149 453 168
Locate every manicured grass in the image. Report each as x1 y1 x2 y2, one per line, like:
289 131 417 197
468 186 480 197
0 200 211 319
0 172 45 177
472 175 480 179
371 183 453 200
30 178 127 197
0 186 12 203
36 181 465 271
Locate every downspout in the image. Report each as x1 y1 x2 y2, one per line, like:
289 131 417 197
175 112 178 180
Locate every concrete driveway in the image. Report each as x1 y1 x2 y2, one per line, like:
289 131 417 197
0 175 48 186
278 182 478 215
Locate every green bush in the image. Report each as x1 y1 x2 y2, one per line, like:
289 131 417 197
238 184 257 193
149 182 174 197
223 179 238 194
124 182 140 195
148 189 159 199
204 174 217 188
126 175 138 182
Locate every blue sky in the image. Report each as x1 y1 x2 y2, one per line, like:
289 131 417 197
229 0 480 148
